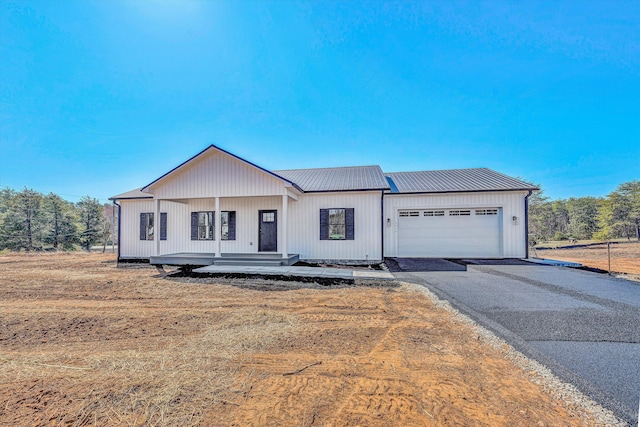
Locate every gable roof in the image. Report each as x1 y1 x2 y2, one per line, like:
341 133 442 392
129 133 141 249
141 144 302 193
384 168 537 194
110 146 537 200
273 165 390 192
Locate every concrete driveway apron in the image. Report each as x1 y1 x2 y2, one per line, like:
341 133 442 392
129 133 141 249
390 259 640 425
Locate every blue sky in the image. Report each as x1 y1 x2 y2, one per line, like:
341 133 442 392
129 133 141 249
1 0 638 203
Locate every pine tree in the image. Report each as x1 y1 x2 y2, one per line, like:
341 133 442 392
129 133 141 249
43 193 79 250
566 197 600 240
76 196 105 251
0 188 44 251
597 180 640 241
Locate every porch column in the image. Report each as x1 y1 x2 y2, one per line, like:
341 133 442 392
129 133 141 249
215 197 221 257
281 194 288 258
154 198 161 256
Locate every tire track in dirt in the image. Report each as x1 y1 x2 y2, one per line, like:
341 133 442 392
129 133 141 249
329 290 428 426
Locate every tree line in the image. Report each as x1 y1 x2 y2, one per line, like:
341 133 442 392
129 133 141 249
0 188 117 252
1 180 638 252
529 180 640 244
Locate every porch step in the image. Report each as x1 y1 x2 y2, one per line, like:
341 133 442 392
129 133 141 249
213 259 288 267
214 254 299 267
219 253 286 259
150 253 217 266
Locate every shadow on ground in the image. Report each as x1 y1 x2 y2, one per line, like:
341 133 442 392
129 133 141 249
385 258 467 272
385 258 532 272
165 272 399 291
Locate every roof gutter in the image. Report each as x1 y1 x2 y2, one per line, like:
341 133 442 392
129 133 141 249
381 190 385 262
525 190 532 259
302 187 390 194
113 200 121 262
384 187 537 195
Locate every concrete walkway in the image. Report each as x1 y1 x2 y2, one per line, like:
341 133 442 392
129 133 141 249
193 264 395 280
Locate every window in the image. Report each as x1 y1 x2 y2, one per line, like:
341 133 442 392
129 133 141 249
198 212 213 240
140 213 167 241
262 212 275 222
320 208 354 240
328 208 346 240
220 211 236 240
449 210 471 216
424 210 445 217
475 209 498 216
190 211 236 240
140 213 154 240
190 211 213 240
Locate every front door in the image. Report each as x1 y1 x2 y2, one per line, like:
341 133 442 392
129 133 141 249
258 210 277 252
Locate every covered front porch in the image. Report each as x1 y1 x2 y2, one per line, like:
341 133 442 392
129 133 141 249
145 189 299 262
149 252 300 267
132 144 304 263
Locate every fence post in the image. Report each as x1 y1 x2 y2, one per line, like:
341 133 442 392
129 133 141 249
607 241 611 275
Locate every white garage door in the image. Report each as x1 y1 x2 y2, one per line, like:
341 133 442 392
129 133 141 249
398 208 502 258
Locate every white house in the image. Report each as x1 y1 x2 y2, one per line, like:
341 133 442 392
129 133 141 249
110 145 536 265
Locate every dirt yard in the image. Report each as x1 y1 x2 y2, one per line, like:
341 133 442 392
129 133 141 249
0 253 622 426
536 241 640 280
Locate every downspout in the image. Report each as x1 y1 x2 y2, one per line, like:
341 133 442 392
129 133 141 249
113 200 121 262
381 190 385 263
524 191 531 259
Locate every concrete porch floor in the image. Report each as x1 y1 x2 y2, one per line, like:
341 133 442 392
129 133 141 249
150 252 299 267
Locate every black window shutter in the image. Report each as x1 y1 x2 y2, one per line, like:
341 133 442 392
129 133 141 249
140 213 147 240
345 208 355 240
319 209 329 240
190 212 198 240
160 212 167 241
228 211 236 240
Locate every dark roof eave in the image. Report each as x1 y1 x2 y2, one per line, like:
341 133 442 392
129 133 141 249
108 196 153 201
385 187 538 195
303 187 390 193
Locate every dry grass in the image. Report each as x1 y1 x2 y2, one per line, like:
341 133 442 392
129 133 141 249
538 241 640 280
0 253 300 425
0 252 624 426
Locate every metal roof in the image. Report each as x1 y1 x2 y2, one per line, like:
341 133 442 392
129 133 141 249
111 156 536 199
109 188 153 200
384 168 537 194
273 165 390 192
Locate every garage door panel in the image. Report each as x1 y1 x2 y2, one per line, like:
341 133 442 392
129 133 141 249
398 209 501 258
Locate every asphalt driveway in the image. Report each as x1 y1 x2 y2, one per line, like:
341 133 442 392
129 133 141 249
388 258 640 425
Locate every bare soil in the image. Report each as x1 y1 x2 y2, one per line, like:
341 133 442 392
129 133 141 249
537 241 640 280
0 252 622 426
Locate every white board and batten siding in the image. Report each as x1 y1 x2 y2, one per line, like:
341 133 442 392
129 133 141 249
120 191 382 262
288 191 382 262
120 197 283 258
119 199 155 258
384 191 528 258
149 149 291 199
